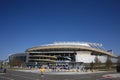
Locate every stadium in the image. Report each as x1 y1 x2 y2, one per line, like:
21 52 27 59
25 42 116 68
9 53 26 62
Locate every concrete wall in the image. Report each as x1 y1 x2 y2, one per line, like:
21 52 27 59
75 51 107 63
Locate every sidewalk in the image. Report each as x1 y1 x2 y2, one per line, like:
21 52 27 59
44 71 110 75
17 69 115 75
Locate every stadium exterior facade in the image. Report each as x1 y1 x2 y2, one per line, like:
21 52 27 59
9 53 26 62
25 42 116 68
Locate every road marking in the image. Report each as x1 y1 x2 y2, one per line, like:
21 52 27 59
0 76 14 80
102 75 113 78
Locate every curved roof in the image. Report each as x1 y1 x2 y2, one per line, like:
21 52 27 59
29 55 57 59
10 53 26 57
26 42 116 57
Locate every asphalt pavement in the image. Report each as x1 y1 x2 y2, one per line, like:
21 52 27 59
0 70 120 80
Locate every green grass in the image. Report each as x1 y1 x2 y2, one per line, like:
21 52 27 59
96 67 116 71
8 68 31 71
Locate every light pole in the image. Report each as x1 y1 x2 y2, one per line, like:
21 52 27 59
35 62 37 68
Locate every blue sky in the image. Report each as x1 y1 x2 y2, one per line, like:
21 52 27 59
0 0 120 60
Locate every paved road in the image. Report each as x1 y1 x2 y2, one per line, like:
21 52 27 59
0 70 120 80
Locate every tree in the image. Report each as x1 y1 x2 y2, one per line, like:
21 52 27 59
94 56 101 69
117 56 120 66
0 61 3 69
90 61 94 72
105 56 113 70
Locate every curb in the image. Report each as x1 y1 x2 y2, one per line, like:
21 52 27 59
102 73 120 78
0 73 5 75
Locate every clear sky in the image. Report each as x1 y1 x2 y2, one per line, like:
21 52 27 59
0 0 120 60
